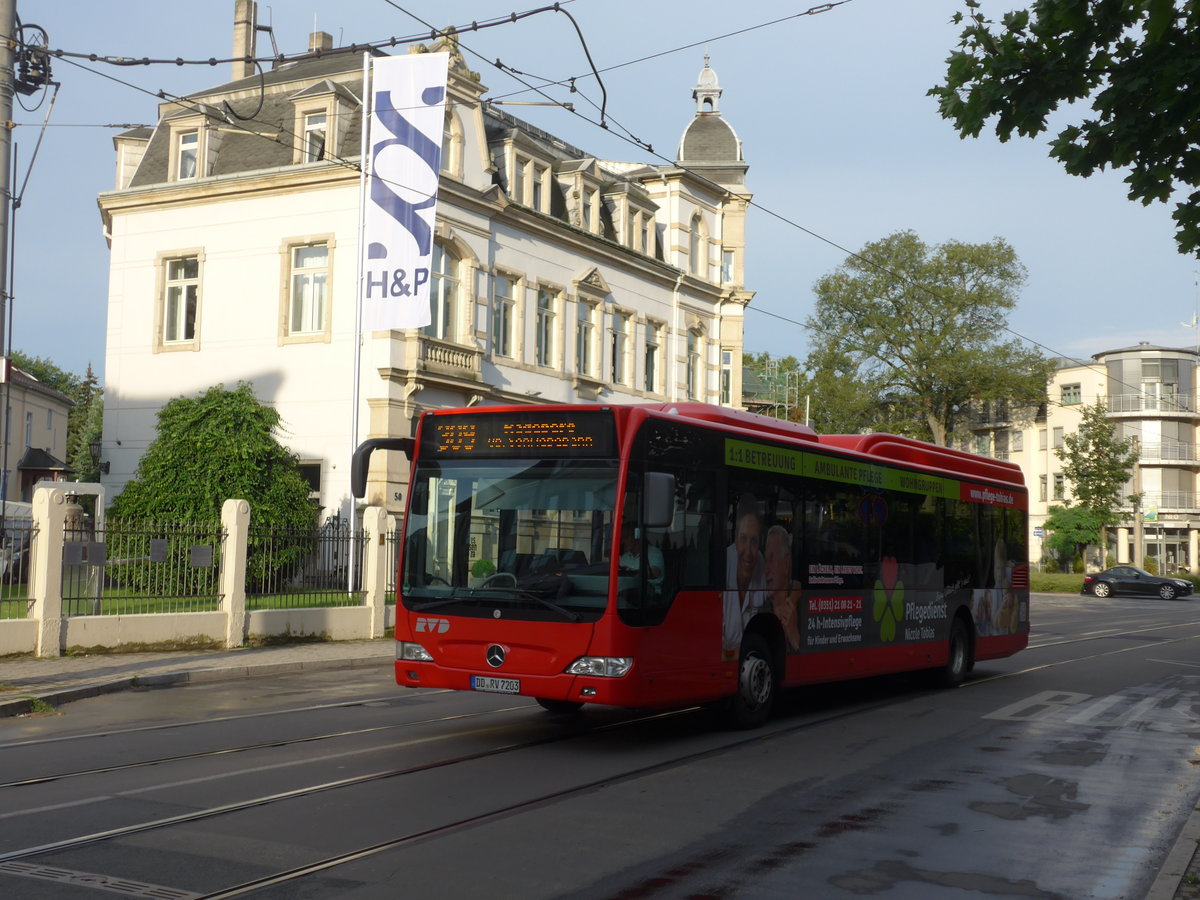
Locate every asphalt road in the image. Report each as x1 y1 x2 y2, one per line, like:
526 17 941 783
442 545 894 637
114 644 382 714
2 592 1199 899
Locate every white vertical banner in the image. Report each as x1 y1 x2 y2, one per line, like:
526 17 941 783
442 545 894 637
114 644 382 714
361 53 449 331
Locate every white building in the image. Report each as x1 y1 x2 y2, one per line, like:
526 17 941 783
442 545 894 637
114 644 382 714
970 343 1200 572
98 3 754 518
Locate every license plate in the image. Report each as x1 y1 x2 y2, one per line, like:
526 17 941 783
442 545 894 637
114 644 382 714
471 675 520 694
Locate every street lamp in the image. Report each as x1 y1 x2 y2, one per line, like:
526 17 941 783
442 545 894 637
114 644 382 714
88 438 109 476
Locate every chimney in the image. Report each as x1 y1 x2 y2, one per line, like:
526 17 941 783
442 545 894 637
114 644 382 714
232 0 258 80
309 31 334 53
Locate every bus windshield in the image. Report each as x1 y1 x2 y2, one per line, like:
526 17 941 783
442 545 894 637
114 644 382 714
402 458 619 622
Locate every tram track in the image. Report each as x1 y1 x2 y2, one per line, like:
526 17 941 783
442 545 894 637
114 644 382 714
0 702 533 789
0 704 706 869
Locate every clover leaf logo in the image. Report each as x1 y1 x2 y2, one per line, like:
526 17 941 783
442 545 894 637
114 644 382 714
872 556 905 642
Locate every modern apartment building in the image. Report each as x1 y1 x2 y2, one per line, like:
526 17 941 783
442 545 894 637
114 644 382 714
970 343 1200 572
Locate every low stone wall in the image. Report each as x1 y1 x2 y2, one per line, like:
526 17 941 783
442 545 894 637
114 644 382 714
0 488 394 658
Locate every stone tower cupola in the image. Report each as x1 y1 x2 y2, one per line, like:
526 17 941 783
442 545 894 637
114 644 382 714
676 56 747 188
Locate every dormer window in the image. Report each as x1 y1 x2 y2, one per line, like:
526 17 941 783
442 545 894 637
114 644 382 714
289 80 353 165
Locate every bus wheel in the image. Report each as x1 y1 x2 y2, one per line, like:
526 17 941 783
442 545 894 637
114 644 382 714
726 633 775 729
536 698 583 715
940 618 971 688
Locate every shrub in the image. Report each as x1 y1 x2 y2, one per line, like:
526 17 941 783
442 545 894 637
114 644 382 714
1143 557 1159 575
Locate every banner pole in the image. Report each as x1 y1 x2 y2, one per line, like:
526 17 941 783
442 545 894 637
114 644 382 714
349 51 372 595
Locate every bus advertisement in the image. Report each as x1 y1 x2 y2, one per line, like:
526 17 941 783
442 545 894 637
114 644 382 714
352 402 1029 728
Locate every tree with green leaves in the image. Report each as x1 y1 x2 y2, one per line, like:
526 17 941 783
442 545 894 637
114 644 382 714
109 383 316 593
804 230 1053 445
1056 401 1139 557
1043 503 1103 572
931 0 1200 257
111 382 313 526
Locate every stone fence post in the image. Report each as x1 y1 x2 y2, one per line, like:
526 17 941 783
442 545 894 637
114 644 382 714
362 506 387 638
29 485 68 657
220 499 250 649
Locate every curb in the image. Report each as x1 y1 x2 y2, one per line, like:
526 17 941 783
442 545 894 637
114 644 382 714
1147 803 1200 900
0 654 391 719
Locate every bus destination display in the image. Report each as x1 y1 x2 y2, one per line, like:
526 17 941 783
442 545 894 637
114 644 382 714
425 412 616 458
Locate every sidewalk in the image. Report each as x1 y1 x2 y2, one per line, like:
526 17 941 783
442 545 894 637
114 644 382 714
0 639 394 718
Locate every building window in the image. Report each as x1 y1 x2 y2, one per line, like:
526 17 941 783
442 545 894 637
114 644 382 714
720 349 733 404
494 276 516 358
640 218 650 254
689 214 703 276
424 244 458 342
297 462 322 500
1039 475 1047 502
644 324 660 393
441 108 463 177
686 330 702 400
975 434 990 456
46 408 52 430
176 130 199 179
576 301 596 377
1060 383 1081 405
163 256 199 344
23 412 31 448
532 165 547 212
535 289 557 368
1011 430 1023 452
289 243 328 334
1053 473 1066 500
1052 426 1064 449
1039 429 1047 450
512 156 527 204
303 112 327 162
722 250 734 284
610 313 629 384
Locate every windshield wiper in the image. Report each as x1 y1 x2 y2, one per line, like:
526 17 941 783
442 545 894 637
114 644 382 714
409 586 580 622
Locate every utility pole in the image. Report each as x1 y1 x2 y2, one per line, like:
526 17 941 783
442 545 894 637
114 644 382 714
1131 436 1144 568
0 0 15 358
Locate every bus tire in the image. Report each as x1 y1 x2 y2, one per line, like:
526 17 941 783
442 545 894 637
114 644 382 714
940 618 971 688
725 632 776 729
535 698 583 716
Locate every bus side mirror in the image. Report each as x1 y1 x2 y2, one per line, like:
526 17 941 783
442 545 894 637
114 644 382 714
350 438 414 499
643 472 676 528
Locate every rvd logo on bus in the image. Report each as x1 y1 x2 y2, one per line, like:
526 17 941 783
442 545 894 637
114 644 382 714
415 617 450 634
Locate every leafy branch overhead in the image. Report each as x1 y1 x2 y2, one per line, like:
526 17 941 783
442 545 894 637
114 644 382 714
930 0 1200 257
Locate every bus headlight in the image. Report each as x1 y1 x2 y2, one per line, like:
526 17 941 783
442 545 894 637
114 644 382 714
397 642 434 662
566 657 633 677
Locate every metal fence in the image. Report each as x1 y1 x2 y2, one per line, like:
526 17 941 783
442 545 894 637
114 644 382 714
62 521 225 616
385 528 399 603
0 519 36 620
245 517 366 609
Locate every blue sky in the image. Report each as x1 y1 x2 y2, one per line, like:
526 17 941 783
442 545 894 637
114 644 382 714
12 0 1199 381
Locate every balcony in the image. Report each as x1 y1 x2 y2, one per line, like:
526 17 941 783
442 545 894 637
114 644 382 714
1138 443 1200 466
1123 492 1200 514
1108 393 1199 417
416 335 482 381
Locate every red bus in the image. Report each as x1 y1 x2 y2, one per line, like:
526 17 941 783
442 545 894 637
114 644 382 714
353 402 1029 728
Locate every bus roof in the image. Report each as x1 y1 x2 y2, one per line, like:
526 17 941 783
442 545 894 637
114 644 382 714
417 402 1025 490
